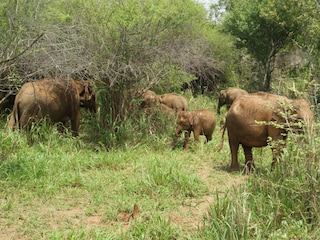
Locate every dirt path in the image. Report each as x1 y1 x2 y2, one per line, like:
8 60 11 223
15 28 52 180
167 162 247 233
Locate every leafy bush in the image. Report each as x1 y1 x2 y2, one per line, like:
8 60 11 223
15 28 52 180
197 125 320 239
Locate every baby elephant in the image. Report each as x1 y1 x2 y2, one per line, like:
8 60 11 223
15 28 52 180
175 109 216 149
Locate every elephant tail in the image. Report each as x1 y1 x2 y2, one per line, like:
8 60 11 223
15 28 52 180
217 123 227 151
7 102 19 130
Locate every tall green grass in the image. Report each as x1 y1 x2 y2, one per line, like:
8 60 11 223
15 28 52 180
0 110 210 239
196 124 320 239
1 94 319 239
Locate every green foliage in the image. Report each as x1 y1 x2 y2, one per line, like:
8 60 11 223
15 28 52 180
122 215 181 240
197 128 320 239
137 159 208 198
221 0 292 90
1 93 319 238
220 0 320 91
153 65 195 93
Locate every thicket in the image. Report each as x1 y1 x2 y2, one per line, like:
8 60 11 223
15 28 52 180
0 0 234 134
2 0 319 135
0 0 320 239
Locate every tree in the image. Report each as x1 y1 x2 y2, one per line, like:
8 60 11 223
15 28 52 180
221 0 302 91
0 0 231 132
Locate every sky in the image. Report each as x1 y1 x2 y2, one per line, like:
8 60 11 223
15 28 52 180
196 0 219 10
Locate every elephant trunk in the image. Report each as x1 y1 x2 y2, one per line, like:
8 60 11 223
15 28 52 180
217 103 221 115
175 126 183 137
217 98 224 115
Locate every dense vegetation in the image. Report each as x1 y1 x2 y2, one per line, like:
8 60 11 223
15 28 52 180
0 0 319 239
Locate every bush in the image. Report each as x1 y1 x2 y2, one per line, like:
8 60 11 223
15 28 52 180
197 125 320 239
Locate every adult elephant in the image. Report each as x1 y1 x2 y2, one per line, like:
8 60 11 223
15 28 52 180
158 93 188 113
175 109 216 149
8 78 97 137
217 87 248 114
219 92 313 172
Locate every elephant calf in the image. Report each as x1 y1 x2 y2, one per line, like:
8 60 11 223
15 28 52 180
158 93 188 113
217 87 248 114
175 109 216 149
138 90 188 114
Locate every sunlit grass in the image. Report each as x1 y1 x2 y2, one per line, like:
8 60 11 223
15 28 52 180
0 95 319 239
196 124 320 239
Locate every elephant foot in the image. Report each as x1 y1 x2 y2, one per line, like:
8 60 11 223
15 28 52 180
243 161 255 174
229 165 240 172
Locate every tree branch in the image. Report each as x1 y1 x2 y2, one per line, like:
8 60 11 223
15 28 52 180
0 32 45 65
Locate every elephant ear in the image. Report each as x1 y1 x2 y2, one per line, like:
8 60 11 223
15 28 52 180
271 103 299 129
219 90 227 103
80 80 91 100
188 112 199 128
222 90 227 98
271 111 285 125
75 80 97 113
187 112 194 127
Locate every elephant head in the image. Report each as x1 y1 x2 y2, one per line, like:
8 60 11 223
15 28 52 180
139 89 157 108
75 80 98 113
271 98 313 137
175 111 194 137
217 87 249 114
217 90 227 114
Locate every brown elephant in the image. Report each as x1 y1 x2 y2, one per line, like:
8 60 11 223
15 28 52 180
7 78 97 137
175 109 216 149
219 92 313 172
139 90 187 114
77 80 98 113
158 93 188 113
139 89 158 108
217 87 248 114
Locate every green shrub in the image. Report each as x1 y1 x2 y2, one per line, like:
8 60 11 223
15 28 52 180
196 125 320 239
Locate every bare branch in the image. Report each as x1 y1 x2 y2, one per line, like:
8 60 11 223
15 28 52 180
0 32 45 65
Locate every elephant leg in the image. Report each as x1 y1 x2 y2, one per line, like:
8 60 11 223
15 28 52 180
70 112 80 137
243 145 255 173
193 130 200 142
205 134 212 143
183 131 191 150
269 128 286 170
271 141 284 170
228 137 240 171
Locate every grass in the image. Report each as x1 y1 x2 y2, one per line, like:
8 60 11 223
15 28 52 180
0 93 319 239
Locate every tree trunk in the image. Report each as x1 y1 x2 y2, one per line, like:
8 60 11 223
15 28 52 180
259 54 275 91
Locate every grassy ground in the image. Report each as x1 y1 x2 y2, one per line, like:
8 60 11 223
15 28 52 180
0 125 246 239
0 93 319 239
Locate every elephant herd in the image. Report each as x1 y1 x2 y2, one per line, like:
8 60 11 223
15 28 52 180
138 89 217 150
6 80 314 173
140 87 314 173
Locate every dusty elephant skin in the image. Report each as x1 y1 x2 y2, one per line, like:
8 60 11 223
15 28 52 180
159 93 188 113
175 109 216 149
158 93 188 113
217 87 248 114
139 90 188 114
139 90 158 109
219 92 314 172
7 78 97 137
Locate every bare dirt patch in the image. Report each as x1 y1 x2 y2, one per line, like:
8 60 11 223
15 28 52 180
168 164 247 233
